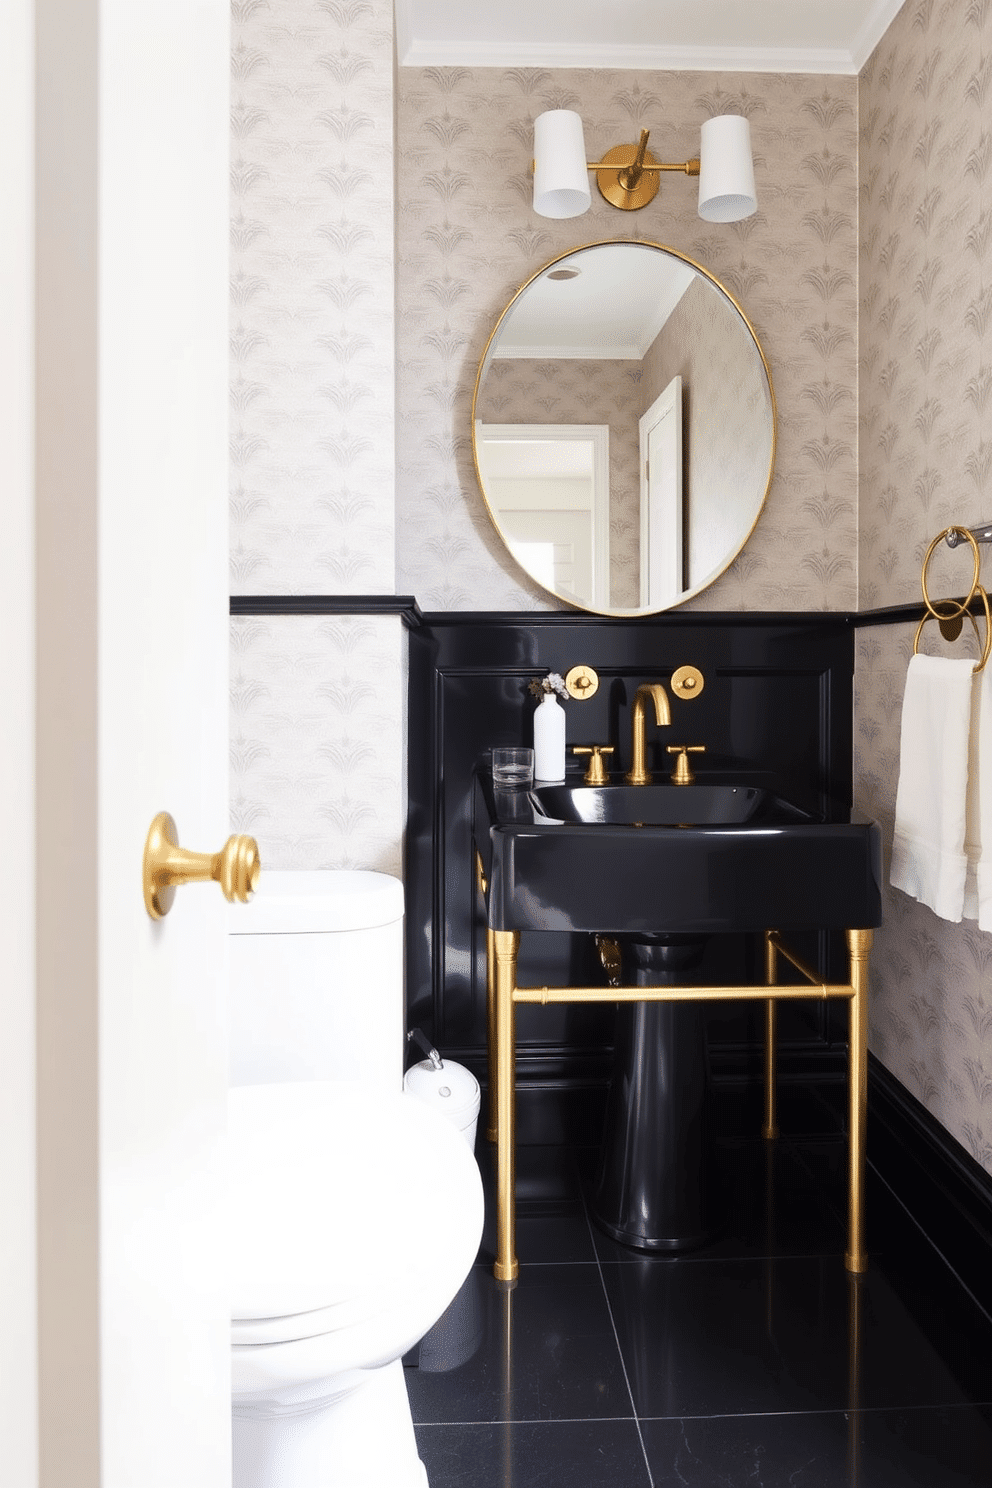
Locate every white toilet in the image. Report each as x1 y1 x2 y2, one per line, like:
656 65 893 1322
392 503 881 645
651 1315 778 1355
228 870 484 1488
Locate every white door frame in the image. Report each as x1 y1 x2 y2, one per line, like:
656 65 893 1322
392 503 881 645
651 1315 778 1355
639 377 683 609
478 422 611 609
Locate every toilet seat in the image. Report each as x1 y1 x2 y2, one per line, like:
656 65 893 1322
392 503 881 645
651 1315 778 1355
229 1081 483 1348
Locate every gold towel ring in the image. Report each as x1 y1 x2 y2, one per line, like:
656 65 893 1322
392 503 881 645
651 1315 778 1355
914 526 992 673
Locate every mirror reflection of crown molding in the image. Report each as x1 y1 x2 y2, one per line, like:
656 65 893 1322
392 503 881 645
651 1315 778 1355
471 240 777 618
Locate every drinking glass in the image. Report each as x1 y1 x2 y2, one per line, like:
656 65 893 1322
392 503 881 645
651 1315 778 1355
492 747 534 789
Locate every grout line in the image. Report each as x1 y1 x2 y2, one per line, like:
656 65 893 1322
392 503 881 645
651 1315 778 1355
575 1150 656 1488
414 1414 643 1428
632 1399 992 1424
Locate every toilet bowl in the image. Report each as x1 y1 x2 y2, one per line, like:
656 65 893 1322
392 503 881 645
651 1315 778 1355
228 872 484 1488
230 1082 482 1488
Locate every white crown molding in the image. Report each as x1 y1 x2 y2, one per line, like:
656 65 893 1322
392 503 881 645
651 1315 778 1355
849 0 907 71
397 38 860 75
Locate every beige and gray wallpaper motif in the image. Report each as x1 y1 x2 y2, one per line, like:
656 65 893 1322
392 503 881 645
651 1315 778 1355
397 67 859 612
230 0 395 595
231 613 405 876
229 0 405 873
858 0 992 1173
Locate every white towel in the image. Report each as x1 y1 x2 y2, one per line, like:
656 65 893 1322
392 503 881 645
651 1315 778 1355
963 663 992 929
891 653 975 922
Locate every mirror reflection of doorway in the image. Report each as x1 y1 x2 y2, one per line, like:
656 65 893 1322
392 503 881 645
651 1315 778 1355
639 376 684 609
476 423 610 608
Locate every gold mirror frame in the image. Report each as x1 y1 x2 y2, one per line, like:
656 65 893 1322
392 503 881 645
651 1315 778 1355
471 240 777 617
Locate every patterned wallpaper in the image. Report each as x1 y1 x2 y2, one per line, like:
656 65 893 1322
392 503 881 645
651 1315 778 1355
230 0 395 595
396 67 859 612
858 0 992 1175
230 613 405 876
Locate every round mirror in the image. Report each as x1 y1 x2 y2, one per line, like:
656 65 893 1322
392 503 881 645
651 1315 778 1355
472 241 776 615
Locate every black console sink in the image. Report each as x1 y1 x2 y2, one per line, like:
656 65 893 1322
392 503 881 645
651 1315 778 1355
476 771 882 936
475 766 882 1259
530 781 812 827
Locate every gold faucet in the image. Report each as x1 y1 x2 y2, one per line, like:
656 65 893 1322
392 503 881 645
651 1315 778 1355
625 683 671 785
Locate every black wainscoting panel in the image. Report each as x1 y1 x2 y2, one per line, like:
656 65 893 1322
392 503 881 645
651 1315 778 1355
407 611 856 1142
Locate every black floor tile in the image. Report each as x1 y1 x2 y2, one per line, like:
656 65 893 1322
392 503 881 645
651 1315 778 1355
407 1140 992 1488
415 1419 652 1487
601 1253 992 1419
640 1403 992 1487
406 1264 634 1425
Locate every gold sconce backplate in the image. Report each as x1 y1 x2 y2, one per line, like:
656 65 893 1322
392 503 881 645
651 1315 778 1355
565 664 600 701
671 665 705 701
596 143 661 210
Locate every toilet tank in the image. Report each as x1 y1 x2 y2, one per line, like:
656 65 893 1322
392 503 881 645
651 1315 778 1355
229 870 405 1092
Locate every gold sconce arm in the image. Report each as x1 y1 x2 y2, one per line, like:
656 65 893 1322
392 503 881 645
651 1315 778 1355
587 131 700 175
591 130 700 211
143 811 261 919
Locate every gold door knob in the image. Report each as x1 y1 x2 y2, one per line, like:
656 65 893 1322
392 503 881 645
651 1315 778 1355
143 811 261 920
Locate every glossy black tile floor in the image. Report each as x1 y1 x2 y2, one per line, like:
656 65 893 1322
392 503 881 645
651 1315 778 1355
406 1092 992 1486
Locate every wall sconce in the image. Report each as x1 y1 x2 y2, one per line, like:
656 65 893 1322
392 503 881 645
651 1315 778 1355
532 110 757 223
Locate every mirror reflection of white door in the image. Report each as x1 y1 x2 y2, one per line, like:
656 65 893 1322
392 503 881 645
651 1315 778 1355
4 5 232 1484
639 377 684 608
478 424 610 608
496 505 592 600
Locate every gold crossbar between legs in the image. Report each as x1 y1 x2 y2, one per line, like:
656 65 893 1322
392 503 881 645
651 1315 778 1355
488 927 873 1284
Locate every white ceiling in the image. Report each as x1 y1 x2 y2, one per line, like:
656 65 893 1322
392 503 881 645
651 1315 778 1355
395 0 906 74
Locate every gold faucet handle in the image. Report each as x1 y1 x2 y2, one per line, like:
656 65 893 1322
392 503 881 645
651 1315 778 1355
666 744 705 785
572 745 614 785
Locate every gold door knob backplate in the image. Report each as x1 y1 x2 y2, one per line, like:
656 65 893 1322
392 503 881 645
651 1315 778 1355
143 812 261 920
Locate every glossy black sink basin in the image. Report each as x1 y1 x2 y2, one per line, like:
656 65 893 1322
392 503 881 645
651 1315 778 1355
475 771 882 936
530 782 812 827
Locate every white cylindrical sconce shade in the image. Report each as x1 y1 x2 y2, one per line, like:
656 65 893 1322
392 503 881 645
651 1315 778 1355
697 114 757 223
533 110 592 219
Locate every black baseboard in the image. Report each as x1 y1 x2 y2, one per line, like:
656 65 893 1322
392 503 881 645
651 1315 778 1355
868 1054 992 1321
470 1042 850 1149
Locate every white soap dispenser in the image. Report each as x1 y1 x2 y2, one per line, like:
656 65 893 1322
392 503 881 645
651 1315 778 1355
530 672 567 782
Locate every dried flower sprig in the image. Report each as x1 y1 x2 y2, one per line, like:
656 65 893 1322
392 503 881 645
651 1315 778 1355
528 671 569 700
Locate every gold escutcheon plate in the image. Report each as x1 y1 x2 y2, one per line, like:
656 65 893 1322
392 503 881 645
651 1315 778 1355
564 664 600 701
671 665 705 700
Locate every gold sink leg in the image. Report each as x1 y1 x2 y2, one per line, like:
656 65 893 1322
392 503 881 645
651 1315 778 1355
762 930 779 1140
486 926 497 1143
845 928 872 1274
493 929 520 1282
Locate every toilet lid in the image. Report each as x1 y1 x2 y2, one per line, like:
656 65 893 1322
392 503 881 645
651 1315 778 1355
229 869 403 935
228 1081 479 1324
